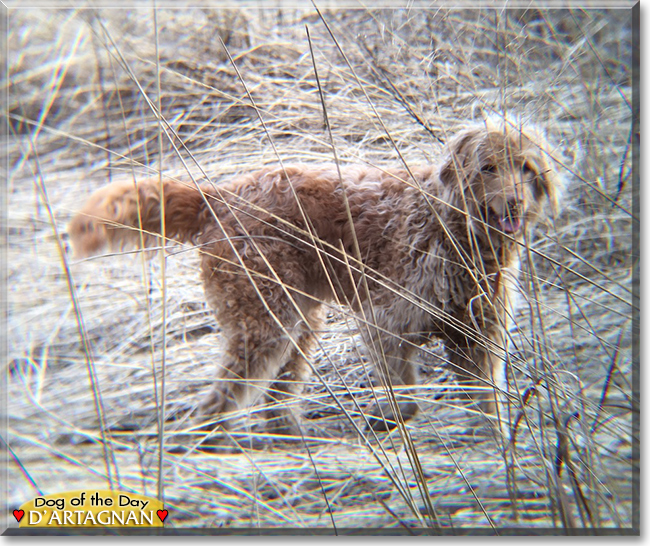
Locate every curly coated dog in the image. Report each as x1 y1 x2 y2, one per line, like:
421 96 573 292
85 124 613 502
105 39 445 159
69 120 559 434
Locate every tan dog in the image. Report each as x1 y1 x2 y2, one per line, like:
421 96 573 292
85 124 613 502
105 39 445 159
69 120 558 434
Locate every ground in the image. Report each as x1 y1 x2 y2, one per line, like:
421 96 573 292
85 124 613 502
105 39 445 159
5 5 638 534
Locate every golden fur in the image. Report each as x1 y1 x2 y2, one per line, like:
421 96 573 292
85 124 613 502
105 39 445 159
69 121 558 433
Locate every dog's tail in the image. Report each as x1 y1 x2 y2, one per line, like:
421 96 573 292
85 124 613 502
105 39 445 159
68 178 210 257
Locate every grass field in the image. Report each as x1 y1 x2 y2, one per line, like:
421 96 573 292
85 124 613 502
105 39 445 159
5 4 638 534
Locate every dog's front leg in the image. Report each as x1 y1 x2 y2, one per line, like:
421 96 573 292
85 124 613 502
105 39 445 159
443 327 507 417
363 334 420 432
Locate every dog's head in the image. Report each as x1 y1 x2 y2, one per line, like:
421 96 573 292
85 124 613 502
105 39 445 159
439 121 559 237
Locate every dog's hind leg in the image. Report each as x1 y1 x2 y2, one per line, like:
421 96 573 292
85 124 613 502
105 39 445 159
264 326 318 437
198 252 322 433
198 283 308 433
197 325 290 429
261 305 323 436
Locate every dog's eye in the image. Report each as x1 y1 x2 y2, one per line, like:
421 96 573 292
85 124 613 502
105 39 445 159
481 164 498 174
522 163 535 176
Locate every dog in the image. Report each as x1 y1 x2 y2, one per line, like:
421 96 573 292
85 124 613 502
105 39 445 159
69 120 559 435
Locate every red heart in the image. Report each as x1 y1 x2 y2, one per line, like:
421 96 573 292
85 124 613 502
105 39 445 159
157 509 168 523
13 510 24 523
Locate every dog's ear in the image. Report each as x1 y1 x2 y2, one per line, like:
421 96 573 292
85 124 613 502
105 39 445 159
526 144 561 219
438 128 482 188
534 165 559 216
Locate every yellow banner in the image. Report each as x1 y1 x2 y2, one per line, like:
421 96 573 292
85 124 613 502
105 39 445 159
16 490 166 528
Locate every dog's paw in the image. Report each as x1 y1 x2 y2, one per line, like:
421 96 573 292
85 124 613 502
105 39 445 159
198 386 229 416
366 401 418 432
265 407 305 439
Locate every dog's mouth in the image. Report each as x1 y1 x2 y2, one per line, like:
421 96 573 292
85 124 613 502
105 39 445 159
488 208 523 234
497 216 522 234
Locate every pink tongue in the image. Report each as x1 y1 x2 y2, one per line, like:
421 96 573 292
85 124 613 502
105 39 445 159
499 217 522 233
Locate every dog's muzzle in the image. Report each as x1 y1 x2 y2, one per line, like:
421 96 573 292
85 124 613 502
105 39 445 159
490 198 523 234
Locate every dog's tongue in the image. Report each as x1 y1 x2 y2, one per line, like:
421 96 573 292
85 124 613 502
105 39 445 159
499 217 522 234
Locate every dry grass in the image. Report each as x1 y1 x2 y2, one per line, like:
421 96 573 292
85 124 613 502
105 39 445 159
5 5 637 534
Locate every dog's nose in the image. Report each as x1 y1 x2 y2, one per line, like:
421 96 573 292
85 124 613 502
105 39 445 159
505 198 522 219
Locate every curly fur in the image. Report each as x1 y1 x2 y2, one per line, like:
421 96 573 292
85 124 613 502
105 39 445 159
69 120 559 433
